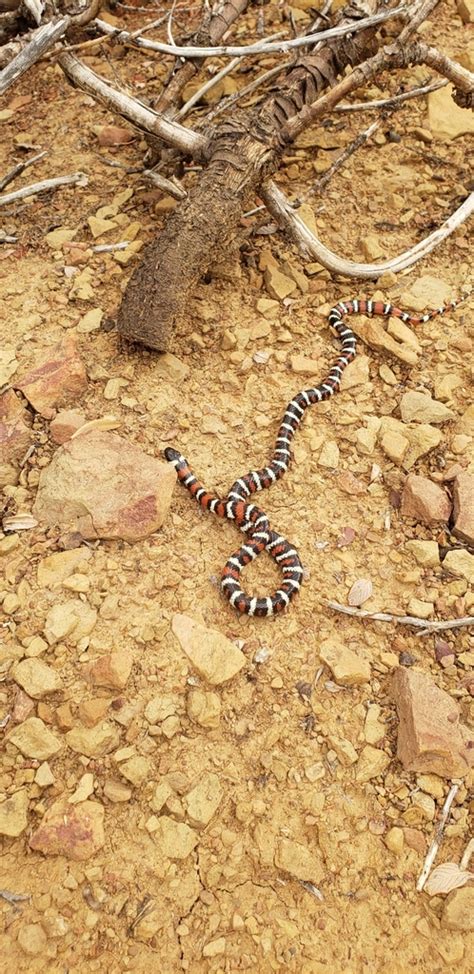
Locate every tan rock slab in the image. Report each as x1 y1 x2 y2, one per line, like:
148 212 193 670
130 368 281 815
86 649 133 690
154 816 198 859
33 430 176 542
17 923 47 956
14 335 87 420
319 637 371 686
275 837 324 882
37 547 92 588
50 409 86 444
264 264 297 301
8 717 62 760
355 745 391 782
401 474 451 523
399 275 452 311
12 658 62 699
428 84 474 139
29 799 105 860
65 722 120 758
452 472 474 545
186 688 221 728
43 600 97 646
0 389 32 468
400 391 454 425
0 788 29 837
443 548 474 583
184 773 223 828
442 887 474 931
119 755 152 787
404 540 440 567
391 667 473 778
172 614 246 685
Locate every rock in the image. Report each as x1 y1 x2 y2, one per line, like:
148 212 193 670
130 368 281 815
402 423 443 470
399 275 453 312
17 924 47 956
442 887 474 931
172 614 246 685
390 667 474 778
68 772 94 804
380 429 410 464
0 390 32 476
154 816 198 859
86 650 132 690
452 473 474 545
384 827 404 855
455 404 474 436
318 440 339 468
8 717 62 760
203 938 226 958
401 474 451 523
186 688 221 728
29 799 105 860
355 427 377 455
443 549 474 583
387 318 422 352
14 335 87 420
184 773 223 828
428 84 474 139
33 431 176 542
45 226 77 249
275 837 324 882
144 694 178 724
434 373 462 401
264 264 296 301
0 788 29 837
361 234 384 260
43 600 97 646
364 704 385 744
457 0 473 21
408 599 433 620
50 409 86 444
349 316 418 365
103 779 132 803
119 755 152 787
290 354 321 375
327 735 358 766
35 762 55 787
12 658 62 699
78 698 110 727
0 347 18 386
355 745 390 782
37 547 92 587
399 391 454 425
404 540 440 567
319 637 371 686
66 722 120 758
339 354 370 390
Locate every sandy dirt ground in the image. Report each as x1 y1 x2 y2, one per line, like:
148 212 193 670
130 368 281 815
0 1 473 972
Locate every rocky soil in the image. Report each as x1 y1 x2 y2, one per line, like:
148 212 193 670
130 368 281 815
0 2 473 972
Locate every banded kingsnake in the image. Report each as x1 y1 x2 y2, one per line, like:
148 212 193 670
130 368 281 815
165 297 462 617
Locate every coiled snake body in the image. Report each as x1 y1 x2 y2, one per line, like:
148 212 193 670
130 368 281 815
165 297 461 616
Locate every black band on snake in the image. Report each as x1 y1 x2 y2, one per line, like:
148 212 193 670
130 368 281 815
165 296 462 617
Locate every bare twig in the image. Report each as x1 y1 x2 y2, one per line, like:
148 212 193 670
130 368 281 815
460 838 474 871
142 170 187 199
94 7 406 59
206 61 290 122
0 17 70 94
323 601 474 635
312 119 382 193
177 55 241 119
58 53 207 159
0 150 48 193
0 171 87 206
417 784 460 892
262 182 474 279
336 78 447 112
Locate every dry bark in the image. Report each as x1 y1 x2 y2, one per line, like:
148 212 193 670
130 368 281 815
117 0 381 350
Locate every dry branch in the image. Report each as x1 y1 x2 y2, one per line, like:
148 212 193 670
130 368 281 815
336 77 447 112
58 52 207 159
262 182 474 278
95 6 406 59
0 171 88 206
323 600 474 634
417 784 460 892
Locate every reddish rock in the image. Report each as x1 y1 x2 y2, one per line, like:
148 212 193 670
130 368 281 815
15 335 87 420
29 799 105 860
33 431 176 542
50 409 86 444
452 472 474 545
85 649 133 690
401 474 452 523
391 667 474 778
0 389 31 471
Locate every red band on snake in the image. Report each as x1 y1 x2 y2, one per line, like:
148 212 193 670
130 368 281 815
165 296 463 617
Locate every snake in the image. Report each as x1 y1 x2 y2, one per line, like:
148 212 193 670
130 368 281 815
165 296 462 617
